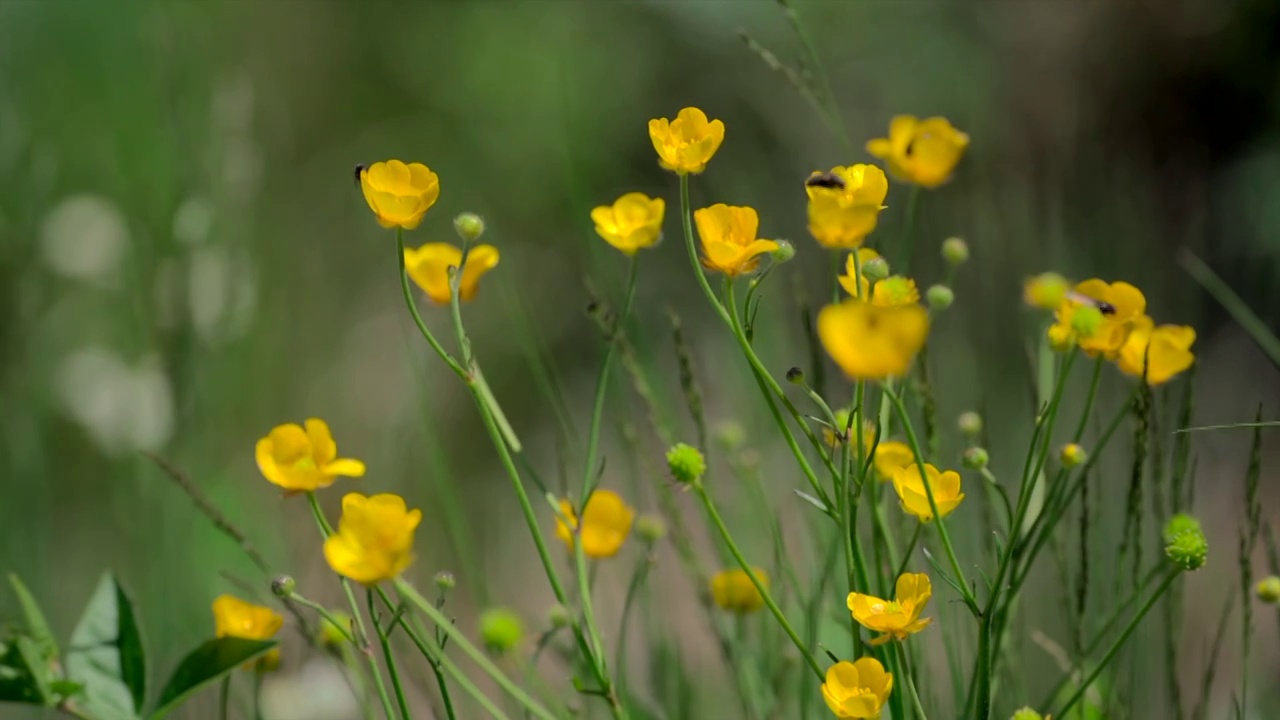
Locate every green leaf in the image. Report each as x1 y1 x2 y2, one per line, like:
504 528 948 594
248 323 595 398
66 573 146 720
0 639 44 705
15 638 51 705
148 638 276 720
8 574 58 663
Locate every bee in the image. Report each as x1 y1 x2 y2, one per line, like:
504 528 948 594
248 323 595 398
805 171 846 190
353 164 366 186
1065 290 1117 315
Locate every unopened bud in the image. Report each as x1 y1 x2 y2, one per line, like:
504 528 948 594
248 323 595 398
714 421 746 450
1163 514 1208 571
666 443 706 486
1059 443 1088 468
962 447 989 470
434 571 456 590
271 575 296 599
786 367 805 384
547 604 573 628
1256 576 1280 604
1009 709 1044 720
636 514 667 543
957 411 983 438
941 237 969 266
478 608 524 654
1071 306 1103 338
1024 272 1069 310
927 284 954 311
861 256 890 282
453 212 486 242
770 240 795 263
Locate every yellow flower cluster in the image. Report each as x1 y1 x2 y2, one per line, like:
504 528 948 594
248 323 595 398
848 573 933 645
212 594 284 671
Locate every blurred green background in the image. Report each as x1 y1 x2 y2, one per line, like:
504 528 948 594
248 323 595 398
3 1 1279 718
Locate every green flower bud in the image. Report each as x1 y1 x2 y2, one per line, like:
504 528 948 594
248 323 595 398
1256 576 1280 604
1009 708 1044 720
666 443 706 486
861 256 890 282
957 411 983 438
941 237 969 266
434 571 456 590
454 212 486 242
786 367 805 384
478 607 524 654
714 421 746 450
271 575 296 598
1162 513 1203 545
547 604 573 629
635 513 667 543
770 239 795 263
927 284 954 311
962 447 989 470
1060 443 1088 468
1071 305 1104 338
1163 515 1208 571
318 611 352 649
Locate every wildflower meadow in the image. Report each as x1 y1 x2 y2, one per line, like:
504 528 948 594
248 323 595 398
2 2 1279 720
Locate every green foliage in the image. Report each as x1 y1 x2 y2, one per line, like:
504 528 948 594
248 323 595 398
66 573 146 720
148 638 277 720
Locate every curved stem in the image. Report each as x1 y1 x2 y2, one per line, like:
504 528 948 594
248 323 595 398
375 589 458 720
368 590 412 720
581 257 639 498
396 579 558 720
396 230 467 379
695 484 825 680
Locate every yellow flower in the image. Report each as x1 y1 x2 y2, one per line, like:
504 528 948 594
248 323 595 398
822 657 894 719
806 165 890 248
847 573 933 645
872 441 915 481
866 115 969 188
1115 316 1195 385
648 107 725 175
212 595 283 670
892 462 964 522
818 299 930 380
710 567 768 613
403 242 500 305
1048 279 1146 357
1024 272 1070 310
590 192 665 255
555 489 634 559
323 493 422 585
694 204 780 277
255 418 366 493
359 160 440 230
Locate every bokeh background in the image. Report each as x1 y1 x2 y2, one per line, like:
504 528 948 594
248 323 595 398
3 1 1279 718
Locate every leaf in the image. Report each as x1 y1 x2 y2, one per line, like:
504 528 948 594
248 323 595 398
8 574 58 663
792 489 831 515
148 638 276 720
66 573 146 720
0 638 45 705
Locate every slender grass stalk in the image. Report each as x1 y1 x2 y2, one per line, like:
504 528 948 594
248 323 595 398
1179 249 1280 370
694 483 825 680
305 492 398 720
896 640 929 720
895 523 924 582
1054 570 1180 718
581 257 639 498
395 579 558 720
367 590 412 720
252 671 264 720
377 589 459 720
218 676 230 720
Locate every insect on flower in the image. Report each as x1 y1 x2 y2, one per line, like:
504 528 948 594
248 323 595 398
805 171 847 190
1065 290 1117 315
353 164 365 186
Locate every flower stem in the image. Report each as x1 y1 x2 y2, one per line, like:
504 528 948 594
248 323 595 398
896 640 929 720
287 591 356 644
305 492 398 720
581 256 639 499
375 589 458 720
395 579 559 720
1053 569 1180 718
218 676 230 720
395 230 467 380
694 483 825 680
367 590 413 720
894 523 925 582
899 185 922 273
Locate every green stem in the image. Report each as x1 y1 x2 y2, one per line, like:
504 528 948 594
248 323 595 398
1073 358 1105 441
1180 249 1280 370
395 579 558 720
896 641 929 720
573 538 614 703
694 483 825 680
306 493 398 720
581 257 640 498
614 546 652 699
895 523 924 581
1054 570 1181 718
368 590 412 720
218 676 230 720
252 671 264 720
396 230 467 379
777 0 851 151
884 386 977 612
899 185 922 273
376 589 458 720
288 592 357 645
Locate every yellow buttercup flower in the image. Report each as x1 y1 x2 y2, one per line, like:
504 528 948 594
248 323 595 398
866 115 969 188
591 192 665 255
806 165 889 248
847 573 933 645
404 242 500 305
892 462 964 522
648 107 725 175
872 441 915 481
822 657 894 719
818 299 929 380
694 204 780 277
555 489 634 559
1048 279 1146 357
255 418 366 493
359 160 440 230
212 595 284 670
710 567 768 614
1115 316 1195 385
323 493 422 585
